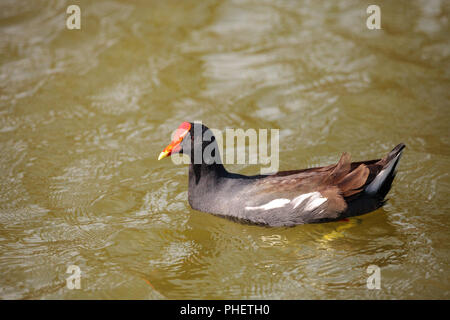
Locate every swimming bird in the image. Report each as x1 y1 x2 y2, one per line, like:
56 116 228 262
158 122 405 227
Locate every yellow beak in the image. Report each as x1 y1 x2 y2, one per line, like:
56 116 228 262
158 151 169 160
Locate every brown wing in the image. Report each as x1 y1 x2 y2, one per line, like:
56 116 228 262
325 152 370 197
253 152 374 221
257 152 370 195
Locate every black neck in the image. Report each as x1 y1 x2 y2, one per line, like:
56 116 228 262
187 136 228 185
189 161 227 185
187 161 228 213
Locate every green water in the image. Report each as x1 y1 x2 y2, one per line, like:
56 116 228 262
0 0 449 299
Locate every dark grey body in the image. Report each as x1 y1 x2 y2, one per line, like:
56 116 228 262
187 147 404 227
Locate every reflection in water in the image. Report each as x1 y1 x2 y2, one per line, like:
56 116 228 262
260 234 289 247
318 218 361 245
0 0 449 299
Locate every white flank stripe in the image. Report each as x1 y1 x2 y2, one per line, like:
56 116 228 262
305 197 327 211
245 198 290 211
292 192 316 209
245 192 327 212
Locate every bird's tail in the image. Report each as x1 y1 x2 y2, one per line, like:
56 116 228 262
365 143 405 198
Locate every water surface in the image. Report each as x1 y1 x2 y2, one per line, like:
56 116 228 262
0 0 449 299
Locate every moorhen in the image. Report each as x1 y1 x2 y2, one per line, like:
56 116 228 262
158 122 405 227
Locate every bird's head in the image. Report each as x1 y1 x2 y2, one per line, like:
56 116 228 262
158 122 218 164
